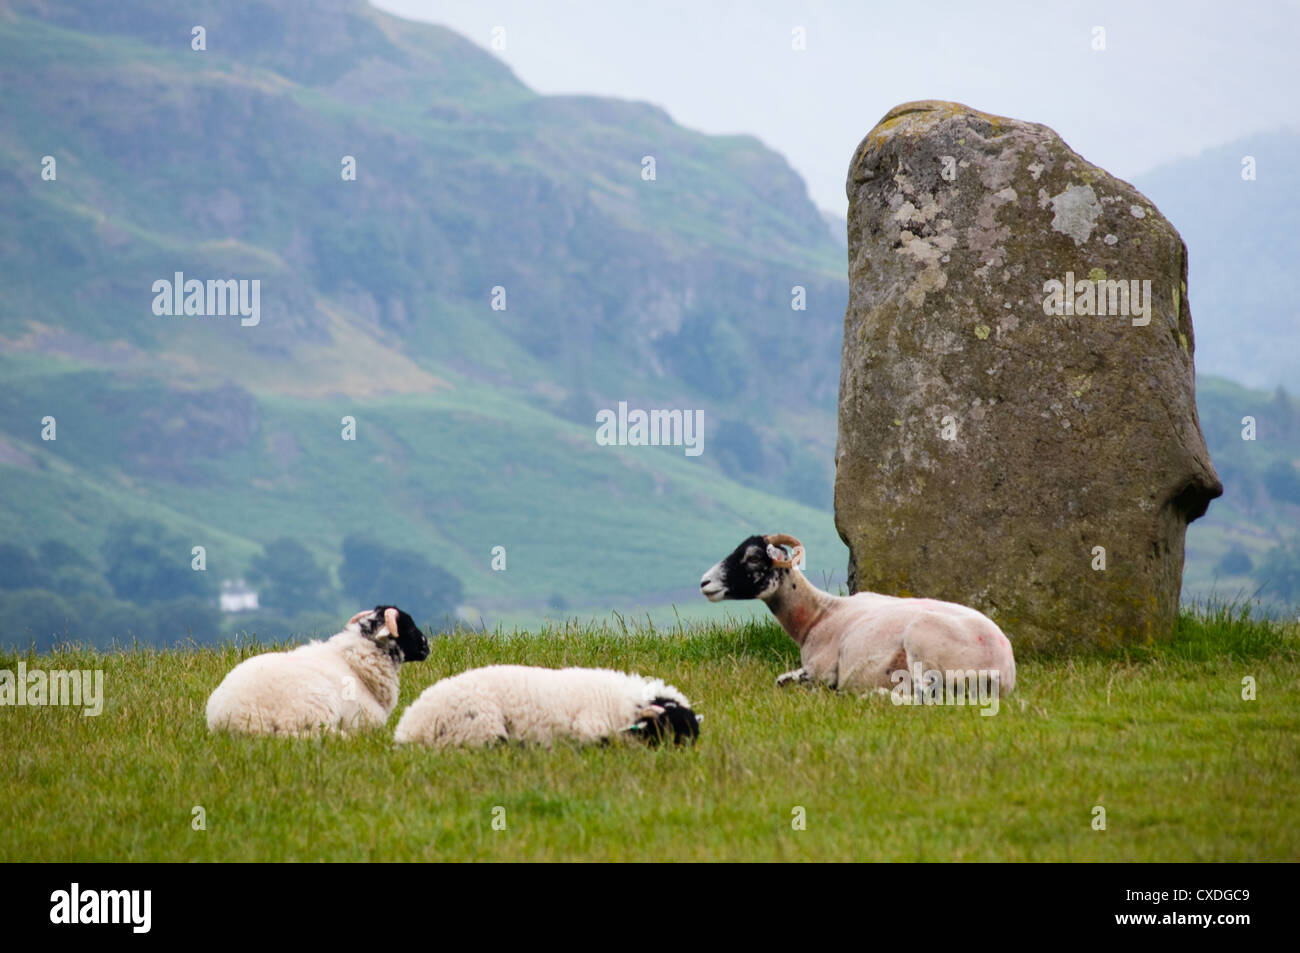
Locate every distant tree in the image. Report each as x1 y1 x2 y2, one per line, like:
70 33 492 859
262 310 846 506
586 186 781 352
547 592 569 612
152 597 221 646
0 543 50 591
699 321 751 400
101 519 215 604
340 535 462 624
224 609 339 645
367 549 463 625
34 538 110 598
248 537 328 610
339 534 387 603
1215 545 1253 576
48 565 115 599
0 590 160 651
0 589 72 651
661 313 751 401
37 539 94 571
1256 538 1300 604
1261 461 1300 504
75 596 157 648
1267 386 1296 439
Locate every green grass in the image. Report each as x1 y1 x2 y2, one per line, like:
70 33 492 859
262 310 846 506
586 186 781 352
3 611 1297 861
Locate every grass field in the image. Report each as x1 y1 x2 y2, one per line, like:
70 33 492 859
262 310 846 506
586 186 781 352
2 607 1297 862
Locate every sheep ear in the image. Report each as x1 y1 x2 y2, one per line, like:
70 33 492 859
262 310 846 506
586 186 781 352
768 543 804 569
765 534 805 570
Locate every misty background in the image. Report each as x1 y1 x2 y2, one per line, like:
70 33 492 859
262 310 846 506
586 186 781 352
377 0 1300 216
0 0 1297 649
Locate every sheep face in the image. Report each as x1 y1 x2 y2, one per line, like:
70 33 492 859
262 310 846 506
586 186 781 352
625 698 701 746
700 535 784 602
355 606 430 662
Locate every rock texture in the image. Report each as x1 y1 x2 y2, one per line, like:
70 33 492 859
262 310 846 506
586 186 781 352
835 101 1222 652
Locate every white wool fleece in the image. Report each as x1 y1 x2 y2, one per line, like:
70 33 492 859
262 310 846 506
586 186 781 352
394 665 690 748
206 630 402 737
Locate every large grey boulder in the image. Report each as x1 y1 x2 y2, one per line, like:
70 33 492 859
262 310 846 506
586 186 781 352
834 101 1221 652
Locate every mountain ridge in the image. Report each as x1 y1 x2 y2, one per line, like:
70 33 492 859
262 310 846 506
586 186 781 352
0 0 1296 644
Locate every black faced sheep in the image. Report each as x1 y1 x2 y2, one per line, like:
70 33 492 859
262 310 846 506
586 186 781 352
701 534 1016 695
206 606 429 736
393 665 700 748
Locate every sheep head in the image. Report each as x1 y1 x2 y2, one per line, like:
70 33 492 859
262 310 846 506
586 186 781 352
625 698 701 746
699 534 804 603
348 606 431 663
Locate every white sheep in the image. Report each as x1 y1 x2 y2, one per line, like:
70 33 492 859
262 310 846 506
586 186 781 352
206 606 430 736
700 534 1016 696
393 665 700 748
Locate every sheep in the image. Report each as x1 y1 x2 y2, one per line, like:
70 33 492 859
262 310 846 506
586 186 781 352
393 665 700 748
206 605 430 736
700 534 1016 698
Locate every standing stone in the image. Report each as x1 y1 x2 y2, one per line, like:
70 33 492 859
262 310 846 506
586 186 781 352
834 101 1221 652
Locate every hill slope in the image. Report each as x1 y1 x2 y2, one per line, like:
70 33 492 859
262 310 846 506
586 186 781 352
0 0 851 644
1134 131 1300 390
0 1 1295 647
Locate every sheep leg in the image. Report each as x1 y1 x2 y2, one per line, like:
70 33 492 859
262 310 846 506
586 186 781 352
775 667 812 688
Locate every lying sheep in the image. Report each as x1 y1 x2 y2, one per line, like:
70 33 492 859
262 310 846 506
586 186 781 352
206 606 430 736
394 665 700 748
700 535 1016 695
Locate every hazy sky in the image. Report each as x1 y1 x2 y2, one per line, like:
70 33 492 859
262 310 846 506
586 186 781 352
373 0 1300 215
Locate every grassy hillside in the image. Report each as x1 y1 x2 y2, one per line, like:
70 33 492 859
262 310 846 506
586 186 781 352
0 0 1297 645
0 353 848 641
0 0 849 643
2 611 1296 861
1184 377 1300 606
3 347 1293 648
0 0 846 435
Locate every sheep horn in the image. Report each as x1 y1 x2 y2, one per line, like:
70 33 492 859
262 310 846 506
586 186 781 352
764 534 805 570
383 607 401 639
346 610 369 628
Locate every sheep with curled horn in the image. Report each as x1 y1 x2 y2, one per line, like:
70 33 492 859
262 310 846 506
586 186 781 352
701 534 1016 695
